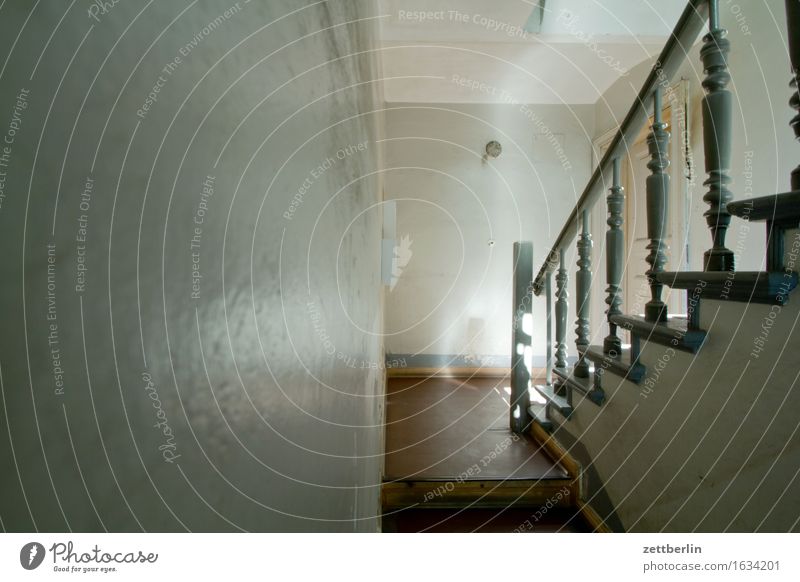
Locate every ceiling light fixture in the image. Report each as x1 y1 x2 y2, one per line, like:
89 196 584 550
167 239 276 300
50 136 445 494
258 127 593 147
484 140 502 160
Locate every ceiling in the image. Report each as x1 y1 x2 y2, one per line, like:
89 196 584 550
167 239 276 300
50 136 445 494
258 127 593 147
376 0 689 104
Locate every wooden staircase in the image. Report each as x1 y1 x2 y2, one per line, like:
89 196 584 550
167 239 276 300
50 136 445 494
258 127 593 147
380 376 604 532
520 0 800 532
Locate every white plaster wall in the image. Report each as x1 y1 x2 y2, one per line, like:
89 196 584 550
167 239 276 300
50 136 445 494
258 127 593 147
382 103 594 363
0 0 384 532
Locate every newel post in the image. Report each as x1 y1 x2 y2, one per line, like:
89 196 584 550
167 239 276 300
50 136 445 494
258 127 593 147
510 242 533 433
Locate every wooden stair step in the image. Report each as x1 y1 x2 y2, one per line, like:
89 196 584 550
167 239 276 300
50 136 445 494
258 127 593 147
611 314 706 353
584 345 646 384
528 402 553 432
656 271 798 304
532 382 573 418
727 190 800 222
553 366 605 406
381 478 574 510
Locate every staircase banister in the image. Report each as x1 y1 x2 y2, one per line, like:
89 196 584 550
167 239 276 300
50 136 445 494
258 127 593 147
532 0 710 296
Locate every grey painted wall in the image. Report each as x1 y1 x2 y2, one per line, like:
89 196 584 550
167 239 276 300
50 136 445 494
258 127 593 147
0 0 384 531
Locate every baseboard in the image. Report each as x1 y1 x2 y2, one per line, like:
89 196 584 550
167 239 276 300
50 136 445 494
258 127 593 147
385 353 511 369
387 367 510 378
529 421 612 533
387 366 550 379
577 499 612 533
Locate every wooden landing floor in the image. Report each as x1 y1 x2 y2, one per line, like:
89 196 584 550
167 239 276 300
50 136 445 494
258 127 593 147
384 376 568 481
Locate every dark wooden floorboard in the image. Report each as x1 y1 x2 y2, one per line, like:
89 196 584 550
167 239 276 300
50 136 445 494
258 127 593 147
384 376 567 481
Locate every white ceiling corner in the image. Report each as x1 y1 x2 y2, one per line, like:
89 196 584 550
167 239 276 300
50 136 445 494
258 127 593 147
376 0 687 104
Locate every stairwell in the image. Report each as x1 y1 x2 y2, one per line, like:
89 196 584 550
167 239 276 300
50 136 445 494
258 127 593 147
525 0 800 533
380 375 601 532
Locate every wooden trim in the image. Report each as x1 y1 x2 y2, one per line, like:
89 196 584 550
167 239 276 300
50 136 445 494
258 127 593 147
577 499 612 533
386 367 511 378
530 422 581 479
657 270 799 304
529 422 612 533
382 478 574 510
387 367 549 379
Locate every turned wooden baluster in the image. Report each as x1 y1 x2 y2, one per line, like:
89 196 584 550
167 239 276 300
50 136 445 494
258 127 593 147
645 86 670 323
604 158 624 356
701 0 735 271
574 210 592 378
788 0 800 191
555 248 568 370
545 269 554 387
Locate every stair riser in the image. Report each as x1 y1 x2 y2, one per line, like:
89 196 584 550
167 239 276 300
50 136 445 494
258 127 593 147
382 480 574 510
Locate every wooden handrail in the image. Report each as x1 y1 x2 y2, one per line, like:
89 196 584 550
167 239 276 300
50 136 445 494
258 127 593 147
533 0 710 295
